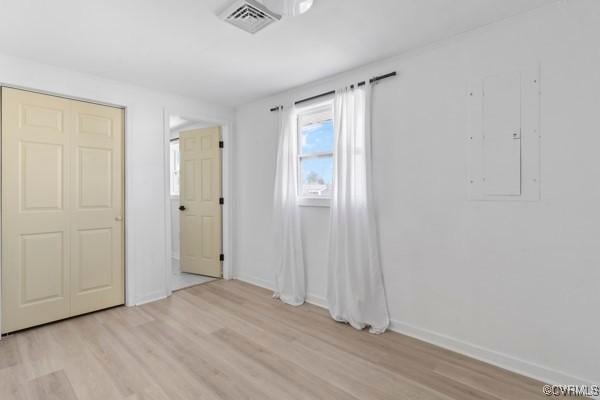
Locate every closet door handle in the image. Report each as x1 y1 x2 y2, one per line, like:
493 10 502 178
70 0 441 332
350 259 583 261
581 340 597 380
179 206 186 211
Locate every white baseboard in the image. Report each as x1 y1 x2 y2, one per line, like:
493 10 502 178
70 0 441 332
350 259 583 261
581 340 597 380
389 320 594 388
305 293 328 309
235 274 273 291
235 275 328 309
233 273 595 390
135 290 168 306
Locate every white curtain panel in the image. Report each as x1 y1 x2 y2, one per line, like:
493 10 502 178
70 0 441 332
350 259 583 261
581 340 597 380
272 107 306 306
328 85 390 334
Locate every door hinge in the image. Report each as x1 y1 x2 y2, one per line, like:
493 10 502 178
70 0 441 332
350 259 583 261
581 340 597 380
219 141 224 149
220 254 225 262
219 197 224 205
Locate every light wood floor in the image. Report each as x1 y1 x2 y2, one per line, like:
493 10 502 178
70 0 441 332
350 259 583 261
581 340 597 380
0 279 549 400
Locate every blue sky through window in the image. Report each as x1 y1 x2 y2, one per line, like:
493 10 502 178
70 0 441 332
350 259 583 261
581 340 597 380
301 120 334 154
301 120 334 189
302 157 333 185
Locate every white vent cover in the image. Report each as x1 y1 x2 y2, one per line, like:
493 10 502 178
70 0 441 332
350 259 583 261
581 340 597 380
220 0 281 34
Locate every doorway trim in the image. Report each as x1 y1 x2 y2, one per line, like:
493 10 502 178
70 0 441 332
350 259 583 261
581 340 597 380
0 83 132 336
162 108 234 297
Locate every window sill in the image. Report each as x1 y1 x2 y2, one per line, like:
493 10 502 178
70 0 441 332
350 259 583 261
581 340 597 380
297 198 330 208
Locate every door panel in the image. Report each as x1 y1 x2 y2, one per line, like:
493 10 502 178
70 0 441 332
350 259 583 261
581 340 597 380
1 88 124 333
20 232 65 305
2 88 71 332
20 142 64 210
183 159 196 201
78 147 113 208
77 228 112 291
78 113 113 137
20 104 64 133
69 99 124 316
180 127 222 278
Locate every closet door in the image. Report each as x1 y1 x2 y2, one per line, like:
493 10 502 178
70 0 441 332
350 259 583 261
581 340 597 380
69 100 124 316
1 88 72 333
1 88 125 334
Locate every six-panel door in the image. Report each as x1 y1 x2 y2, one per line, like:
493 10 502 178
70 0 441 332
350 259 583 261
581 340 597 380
180 127 222 278
1 88 124 333
69 99 124 316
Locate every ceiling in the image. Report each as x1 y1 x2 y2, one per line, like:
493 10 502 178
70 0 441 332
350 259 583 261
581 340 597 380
169 115 214 131
0 0 554 107
170 115 194 131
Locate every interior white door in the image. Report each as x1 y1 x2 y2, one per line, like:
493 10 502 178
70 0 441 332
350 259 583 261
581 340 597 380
1 87 124 333
179 127 222 278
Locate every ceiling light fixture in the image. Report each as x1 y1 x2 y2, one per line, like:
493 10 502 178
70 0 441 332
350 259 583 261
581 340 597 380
260 0 314 17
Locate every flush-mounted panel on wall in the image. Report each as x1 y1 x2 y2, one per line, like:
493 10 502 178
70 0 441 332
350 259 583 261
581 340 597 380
467 65 540 201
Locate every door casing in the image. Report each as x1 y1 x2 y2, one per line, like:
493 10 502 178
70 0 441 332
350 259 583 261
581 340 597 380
162 110 233 297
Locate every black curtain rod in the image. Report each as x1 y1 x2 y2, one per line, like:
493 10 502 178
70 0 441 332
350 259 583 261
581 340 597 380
269 71 396 112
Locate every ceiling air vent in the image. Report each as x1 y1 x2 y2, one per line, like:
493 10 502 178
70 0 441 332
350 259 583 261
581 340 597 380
220 0 281 34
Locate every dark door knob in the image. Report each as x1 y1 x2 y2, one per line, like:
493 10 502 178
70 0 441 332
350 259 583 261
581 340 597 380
179 205 186 211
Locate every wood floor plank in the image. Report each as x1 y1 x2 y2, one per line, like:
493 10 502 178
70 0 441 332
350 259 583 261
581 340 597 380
188 282 493 400
180 287 448 399
99 310 220 400
23 370 78 400
218 311 451 400
0 370 78 400
209 280 550 399
74 314 159 399
0 335 21 370
0 279 553 400
137 319 288 400
214 327 363 400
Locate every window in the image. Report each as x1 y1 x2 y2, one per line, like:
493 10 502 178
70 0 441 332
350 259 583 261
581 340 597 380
170 139 180 197
297 103 334 204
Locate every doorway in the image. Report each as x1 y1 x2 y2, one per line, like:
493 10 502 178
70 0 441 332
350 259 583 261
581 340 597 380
168 115 223 291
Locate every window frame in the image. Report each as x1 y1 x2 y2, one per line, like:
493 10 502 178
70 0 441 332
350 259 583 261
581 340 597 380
296 101 334 207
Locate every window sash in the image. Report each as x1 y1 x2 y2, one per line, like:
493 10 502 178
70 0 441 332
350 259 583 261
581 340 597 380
296 102 334 203
298 152 333 160
298 155 333 200
298 106 332 127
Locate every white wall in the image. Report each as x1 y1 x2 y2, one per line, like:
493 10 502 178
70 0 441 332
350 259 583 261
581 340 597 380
234 0 600 386
0 53 234 307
